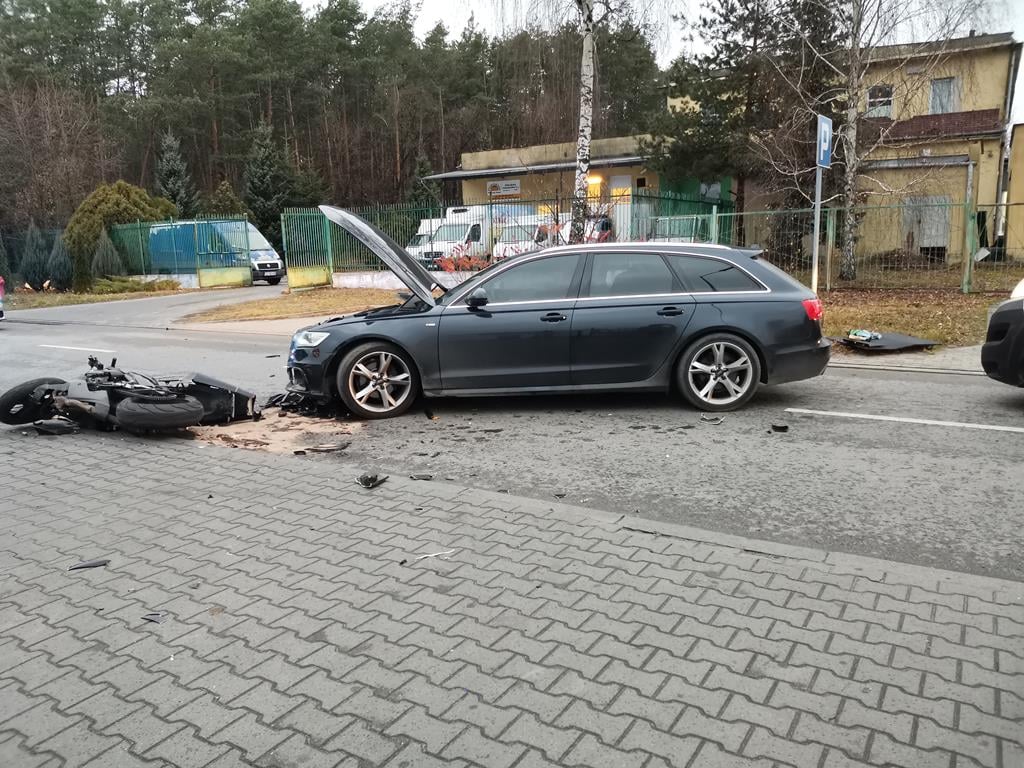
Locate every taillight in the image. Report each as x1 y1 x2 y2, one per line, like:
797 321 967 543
802 298 823 322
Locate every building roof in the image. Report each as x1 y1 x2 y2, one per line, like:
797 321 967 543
876 108 1004 140
869 32 1016 63
423 155 646 182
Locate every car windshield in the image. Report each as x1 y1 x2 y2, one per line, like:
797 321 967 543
407 233 426 247
434 223 469 241
246 224 274 251
500 225 536 243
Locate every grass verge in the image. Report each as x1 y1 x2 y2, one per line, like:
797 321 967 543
822 289 1001 347
184 287 401 322
7 289 189 310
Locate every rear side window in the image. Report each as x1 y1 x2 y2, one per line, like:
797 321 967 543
668 255 764 293
588 252 678 297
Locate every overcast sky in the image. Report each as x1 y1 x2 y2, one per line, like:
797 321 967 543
304 0 1024 121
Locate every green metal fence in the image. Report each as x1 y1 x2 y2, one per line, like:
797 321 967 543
282 192 724 275
108 217 251 275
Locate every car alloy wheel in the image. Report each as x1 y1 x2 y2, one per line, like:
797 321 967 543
688 340 753 406
678 334 761 411
346 350 414 414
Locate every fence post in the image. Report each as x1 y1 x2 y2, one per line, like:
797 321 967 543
280 214 290 287
825 208 835 292
710 205 719 243
135 221 145 275
321 211 333 274
961 162 975 294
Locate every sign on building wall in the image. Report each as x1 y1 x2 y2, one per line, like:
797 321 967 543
486 179 521 199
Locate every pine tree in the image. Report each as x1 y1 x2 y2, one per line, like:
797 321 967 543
20 222 50 291
243 123 293 249
0 235 11 290
155 131 199 218
47 235 74 291
201 180 252 218
92 231 126 278
406 155 442 209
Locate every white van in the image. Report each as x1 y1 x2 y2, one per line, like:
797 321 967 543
414 206 494 267
405 218 443 267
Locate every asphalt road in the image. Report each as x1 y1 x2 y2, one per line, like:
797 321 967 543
2 291 1023 581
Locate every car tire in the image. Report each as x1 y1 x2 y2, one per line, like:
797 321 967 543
676 333 761 412
115 395 205 432
0 378 68 424
336 342 419 419
267 277 282 285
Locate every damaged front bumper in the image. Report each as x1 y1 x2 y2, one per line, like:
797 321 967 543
286 347 333 401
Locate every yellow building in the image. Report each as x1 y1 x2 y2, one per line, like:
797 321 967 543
425 135 660 205
856 32 1020 263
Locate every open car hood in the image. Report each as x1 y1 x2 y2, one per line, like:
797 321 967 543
320 206 439 306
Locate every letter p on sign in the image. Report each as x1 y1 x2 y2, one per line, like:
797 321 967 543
817 114 833 168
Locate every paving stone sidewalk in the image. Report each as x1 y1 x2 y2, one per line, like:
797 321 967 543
0 430 1022 768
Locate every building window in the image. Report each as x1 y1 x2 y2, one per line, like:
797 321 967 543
930 77 957 114
866 85 893 118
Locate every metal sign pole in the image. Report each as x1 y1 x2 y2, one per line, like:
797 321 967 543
811 165 823 295
811 114 833 295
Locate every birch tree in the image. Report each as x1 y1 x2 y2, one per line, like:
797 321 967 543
497 0 676 243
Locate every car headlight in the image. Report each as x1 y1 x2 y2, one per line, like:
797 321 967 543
1011 279 1024 300
293 331 330 347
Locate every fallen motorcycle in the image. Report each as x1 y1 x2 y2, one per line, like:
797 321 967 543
0 357 259 433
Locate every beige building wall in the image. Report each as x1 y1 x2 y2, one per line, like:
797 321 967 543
460 164 657 204
864 45 1014 119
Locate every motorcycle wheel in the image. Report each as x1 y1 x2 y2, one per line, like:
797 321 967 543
0 378 68 425
116 395 205 432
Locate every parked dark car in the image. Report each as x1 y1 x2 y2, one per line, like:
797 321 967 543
981 281 1024 387
286 206 831 419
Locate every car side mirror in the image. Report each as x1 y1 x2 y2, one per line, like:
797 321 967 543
466 288 489 309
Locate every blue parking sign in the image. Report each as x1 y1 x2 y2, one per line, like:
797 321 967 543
817 114 833 168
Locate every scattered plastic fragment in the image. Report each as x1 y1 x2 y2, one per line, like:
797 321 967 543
357 473 388 489
409 473 433 481
293 450 307 456
700 414 725 425
141 611 167 624
68 559 109 571
771 424 789 433
415 549 456 561
307 442 350 453
32 418 80 436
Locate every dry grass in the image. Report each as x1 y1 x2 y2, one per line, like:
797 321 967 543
822 289 1001 347
184 287 402 322
7 289 189 310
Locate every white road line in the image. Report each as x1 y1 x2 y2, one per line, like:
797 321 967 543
785 407 1024 434
39 344 116 354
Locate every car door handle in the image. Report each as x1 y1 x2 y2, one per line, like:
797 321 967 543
540 313 567 322
657 306 685 316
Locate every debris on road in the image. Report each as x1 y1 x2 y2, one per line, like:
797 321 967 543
700 414 725 425
415 549 456 561
409 473 433 480
771 423 789 433
192 414 360 455
357 473 388 489
141 611 167 624
265 391 340 419
68 558 110 571
293 449 307 456
32 418 80 436
306 442 350 453
836 331 939 352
